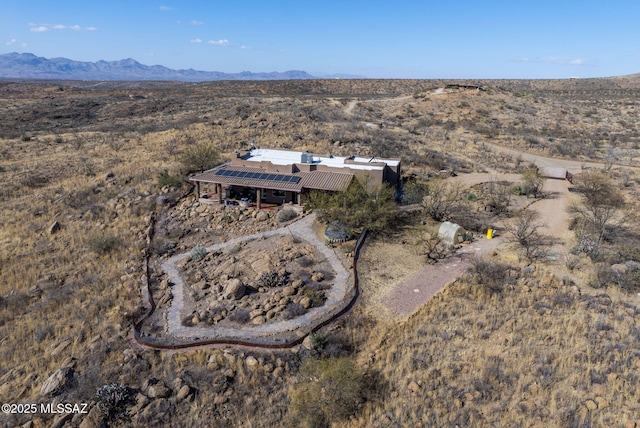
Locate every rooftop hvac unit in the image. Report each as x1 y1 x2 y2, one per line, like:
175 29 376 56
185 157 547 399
301 153 314 164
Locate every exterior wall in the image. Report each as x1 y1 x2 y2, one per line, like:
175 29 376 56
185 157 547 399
383 163 402 190
231 157 296 173
230 148 401 191
261 189 296 204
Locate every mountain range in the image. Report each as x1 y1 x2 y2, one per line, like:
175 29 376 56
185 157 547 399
0 52 359 81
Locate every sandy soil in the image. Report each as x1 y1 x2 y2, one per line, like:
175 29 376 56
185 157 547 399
378 236 503 320
361 168 576 322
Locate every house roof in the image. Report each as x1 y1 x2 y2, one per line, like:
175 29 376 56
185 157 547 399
189 166 353 192
243 148 400 170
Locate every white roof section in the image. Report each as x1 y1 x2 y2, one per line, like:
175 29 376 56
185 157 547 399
244 148 400 171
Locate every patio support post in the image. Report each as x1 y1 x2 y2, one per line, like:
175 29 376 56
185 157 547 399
256 188 261 210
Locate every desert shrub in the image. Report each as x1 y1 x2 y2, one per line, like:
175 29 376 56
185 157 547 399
86 233 121 255
228 308 251 324
283 303 307 320
306 179 398 233
504 210 545 261
402 179 429 205
296 256 314 267
34 325 54 343
449 205 492 233
179 142 220 173
289 357 366 427
303 289 325 307
571 235 601 261
258 270 289 288
421 179 462 221
466 258 519 294
589 263 616 288
310 331 328 352
156 170 183 188
152 239 176 256
95 383 131 422
190 246 208 261
276 207 298 223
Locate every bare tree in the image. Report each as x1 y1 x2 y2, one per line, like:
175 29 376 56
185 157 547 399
504 210 546 261
421 179 462 222
418 233 449 262
485 178 511 214
604 147 616 171
570 171 627 244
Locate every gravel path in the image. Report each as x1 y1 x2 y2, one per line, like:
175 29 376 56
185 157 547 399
160 213 354 345
382 145 580 320
381 236 503 319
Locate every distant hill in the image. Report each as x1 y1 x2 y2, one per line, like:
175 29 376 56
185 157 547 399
0 52 344 82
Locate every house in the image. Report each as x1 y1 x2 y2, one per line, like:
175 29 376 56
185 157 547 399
189 147 401 209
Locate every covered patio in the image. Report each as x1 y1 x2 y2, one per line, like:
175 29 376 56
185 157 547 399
189 165 353 209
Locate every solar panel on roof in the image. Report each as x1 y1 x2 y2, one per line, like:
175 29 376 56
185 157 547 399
212 169 301 184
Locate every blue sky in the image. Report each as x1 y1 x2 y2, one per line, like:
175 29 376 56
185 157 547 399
1 1 639 79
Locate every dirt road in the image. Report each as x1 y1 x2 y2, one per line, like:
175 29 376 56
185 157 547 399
379 170 575 320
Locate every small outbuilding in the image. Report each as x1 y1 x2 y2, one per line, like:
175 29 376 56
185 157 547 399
438 221 465 246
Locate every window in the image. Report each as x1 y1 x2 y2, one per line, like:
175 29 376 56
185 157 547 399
273 190 286 197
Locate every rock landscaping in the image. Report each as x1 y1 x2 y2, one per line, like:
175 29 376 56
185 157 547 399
178 234 334 328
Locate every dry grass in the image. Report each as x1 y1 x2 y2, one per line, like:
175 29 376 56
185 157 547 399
2 77 640 426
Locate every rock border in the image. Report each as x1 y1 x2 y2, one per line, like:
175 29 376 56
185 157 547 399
133 209 368 350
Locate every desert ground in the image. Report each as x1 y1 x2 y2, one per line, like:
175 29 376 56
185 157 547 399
1 77 640 427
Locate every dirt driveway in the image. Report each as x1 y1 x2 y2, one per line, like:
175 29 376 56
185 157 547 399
378 236 503 319
370 172 575 321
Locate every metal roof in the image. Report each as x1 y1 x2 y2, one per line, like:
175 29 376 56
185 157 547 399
190 166 353 192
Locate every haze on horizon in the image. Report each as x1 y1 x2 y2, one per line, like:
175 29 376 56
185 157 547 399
1 0 639 80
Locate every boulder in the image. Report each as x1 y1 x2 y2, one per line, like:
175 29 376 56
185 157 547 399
49 220 61 234
585 399 598 411
611 264 628 275
407 381 421 394
245 356 259 370
29 285 43 297
282 286 297 297
252 316 266 325
176 385 192 401
148 381 171 399
249 308 264 319
40 367 74 397
300 296 312 309
256 211 269 222
78 405 107 428
224 279 245 300
272 367 284 378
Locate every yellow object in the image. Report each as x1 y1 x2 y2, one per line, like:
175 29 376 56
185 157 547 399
487 228 494 239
